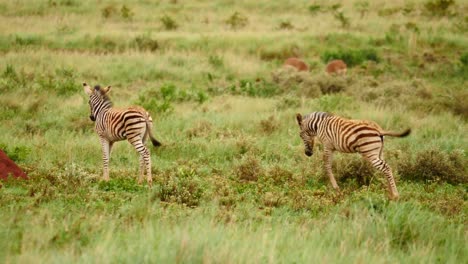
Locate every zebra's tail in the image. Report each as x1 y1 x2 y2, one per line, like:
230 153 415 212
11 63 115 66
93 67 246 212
145 116 162 147
381 128 411 138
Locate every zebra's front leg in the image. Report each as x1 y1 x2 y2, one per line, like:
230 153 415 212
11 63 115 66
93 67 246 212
323 148 339 190
100 137 112 181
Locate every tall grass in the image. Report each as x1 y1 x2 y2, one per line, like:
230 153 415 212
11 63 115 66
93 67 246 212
0 0 467 262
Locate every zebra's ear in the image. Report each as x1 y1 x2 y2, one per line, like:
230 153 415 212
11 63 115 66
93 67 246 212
296 113 302 126
102 85 111 94
83 83 93 95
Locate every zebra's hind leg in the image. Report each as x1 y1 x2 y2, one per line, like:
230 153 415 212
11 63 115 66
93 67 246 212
364 155 399 200
128 136 152 187
323 148 339 190
138 155 145 185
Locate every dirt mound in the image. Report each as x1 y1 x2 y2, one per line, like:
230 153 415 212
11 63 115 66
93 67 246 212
0 149 28 179
284 57 309 72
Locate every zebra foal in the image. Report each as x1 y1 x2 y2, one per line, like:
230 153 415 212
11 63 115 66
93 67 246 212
83 83 161 186
296 112 410 199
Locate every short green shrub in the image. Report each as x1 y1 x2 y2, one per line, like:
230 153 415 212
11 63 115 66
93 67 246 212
98 177 144 192
271 67 321 97
398 149 467 184
236 155 263 182
154 167 204 207
101 5 117 19
135 83 208 114
259 115 279 134
0 144 31 163
333 11 350 28
424 0 455 16
321 49 379 67
36 67 78 96
14 34 43 46
208 55 224 68
354 1 370 18
460 52 468 67
121 5 134 20
336 156 377 186
266 165 294 185
258 44 300 61
161 14 178 30
277 20 294 30
308 4 322 15
132 35 159 52
225 11 248 30
230 78 280 97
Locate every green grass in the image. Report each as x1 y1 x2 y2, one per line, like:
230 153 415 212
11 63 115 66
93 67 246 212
0 0 467 263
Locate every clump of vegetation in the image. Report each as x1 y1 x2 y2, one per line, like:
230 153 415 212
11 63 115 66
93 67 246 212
398 149 467 185
313 74 349 94
308 4 322 15
92 35 121 52
266 165 294 185
208 55 224 68
101 5 117 19
424 0 455 16
154 167 205 207
277 20 294 30
262 191 284 208
460 52 468 67
37 67 78 96
0 144 31 163
225 11 248 30
259 115 279 134
121 5 134 20
135 83 208 114
161 14 178 30
354 1 370 18
258 43 301 61
131 35 159 52
276 95 301 110
333 10 350 28
1 64 27 92
235 135 258 156
271 68 348 97
321 48 379 67
14 35 43 46
236 155 263 181
337 156 377 186
186 120 213 138
228 78 280 97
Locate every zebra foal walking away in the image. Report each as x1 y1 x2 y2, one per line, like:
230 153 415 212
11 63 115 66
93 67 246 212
83 83 161 186
296 112 410 199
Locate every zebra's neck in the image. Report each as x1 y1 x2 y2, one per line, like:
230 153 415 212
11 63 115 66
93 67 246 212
93 99 113 118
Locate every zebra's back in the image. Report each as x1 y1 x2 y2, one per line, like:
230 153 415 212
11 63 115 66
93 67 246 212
317 115 383 153
96 106 150 142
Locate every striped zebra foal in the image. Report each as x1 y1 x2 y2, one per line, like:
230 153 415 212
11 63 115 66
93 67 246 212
83 83 161 186
296 112 410 199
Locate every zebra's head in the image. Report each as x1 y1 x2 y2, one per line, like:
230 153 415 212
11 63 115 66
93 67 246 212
296 113 315 157
83 83 111 122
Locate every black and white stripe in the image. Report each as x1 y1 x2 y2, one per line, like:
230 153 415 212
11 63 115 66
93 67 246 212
296 112 410 199
83 83 161 186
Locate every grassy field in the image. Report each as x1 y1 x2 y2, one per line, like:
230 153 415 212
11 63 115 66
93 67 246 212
0 0 467 263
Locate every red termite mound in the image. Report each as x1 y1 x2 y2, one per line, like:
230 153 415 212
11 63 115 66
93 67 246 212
326 59 347 75
0 149 28 180
283 57 309 72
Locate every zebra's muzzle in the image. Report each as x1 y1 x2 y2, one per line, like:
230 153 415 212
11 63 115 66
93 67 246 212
305 150 313 157
89 115 96 121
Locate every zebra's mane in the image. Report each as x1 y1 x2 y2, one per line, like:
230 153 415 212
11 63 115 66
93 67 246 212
93 85 113 107
305 112 332 120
